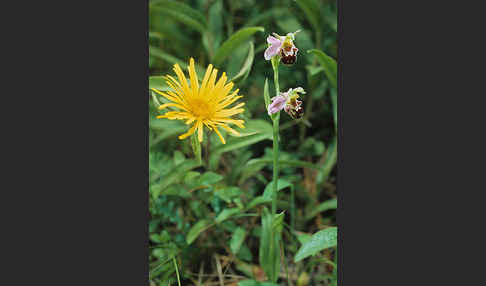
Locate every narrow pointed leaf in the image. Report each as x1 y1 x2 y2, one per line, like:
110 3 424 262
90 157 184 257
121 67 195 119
213 27 264 66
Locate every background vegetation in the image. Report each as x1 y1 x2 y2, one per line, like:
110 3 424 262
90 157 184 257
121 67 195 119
149 0 337 285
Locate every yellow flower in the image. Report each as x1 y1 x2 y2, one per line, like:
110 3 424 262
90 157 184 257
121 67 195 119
152 58 245 144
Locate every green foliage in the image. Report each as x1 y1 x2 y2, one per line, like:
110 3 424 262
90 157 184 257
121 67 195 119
213 27 264 66
149 0 338 284
186 219 211 244
307 49 337 88
295 227 338 262
259 208 281 283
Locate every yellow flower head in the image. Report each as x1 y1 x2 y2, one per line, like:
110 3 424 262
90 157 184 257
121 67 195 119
152 58 245 144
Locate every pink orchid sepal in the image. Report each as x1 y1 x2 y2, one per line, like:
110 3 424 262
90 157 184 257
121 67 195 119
264 30 301 63
267 87 306 119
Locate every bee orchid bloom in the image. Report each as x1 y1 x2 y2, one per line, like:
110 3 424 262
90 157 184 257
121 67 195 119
264 30 301 64
267 87 306 119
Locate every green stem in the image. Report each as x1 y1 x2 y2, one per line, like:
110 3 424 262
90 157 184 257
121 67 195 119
271 57 280 218
173 257 181 286
270 57 281 283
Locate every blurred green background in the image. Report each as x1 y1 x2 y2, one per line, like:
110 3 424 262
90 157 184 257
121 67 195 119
149 0 337 285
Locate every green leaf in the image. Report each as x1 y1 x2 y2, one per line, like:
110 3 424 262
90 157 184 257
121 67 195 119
246 195 272 210
259 208 280 283
230 42 255 84
150 0 207 33
296 232 313 245
215 186 242 203
307 49 337 89
272 211 285 233
330 87 337 130
208 133 272 170
149 76 170 91
263 179 293 199
237 244 253 262
206 0 223 55
152 159 201 198
234 119 273 137
213 27 264 66
173 150 185 165
215 208 241 223
198 172 223 186
294 227 337 262
149 46 205 77
230 227 246 254
186 219 211 244
305 198 337 220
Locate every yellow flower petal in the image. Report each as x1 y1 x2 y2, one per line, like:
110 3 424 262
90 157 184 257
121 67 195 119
178 123 198 140
197 121 203 142
200 64 213 91
213 126 226 144
154 58 245 144
188 58 199 97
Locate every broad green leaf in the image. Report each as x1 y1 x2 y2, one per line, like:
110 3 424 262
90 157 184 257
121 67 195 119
230 42 255 84
259 207 280 283
150 0 207 33
213 27 264 66
230 227 246 254
186 219 211 244
263 179 293 199
294 227 337 262
295 0 321 33
296 232 313 245
215 186 242 203
198 172 223 186
215 208 241 223
307 49 337 89
305 198 337 220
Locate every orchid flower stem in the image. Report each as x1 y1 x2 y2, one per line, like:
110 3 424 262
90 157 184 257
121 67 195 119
269 57 281 282
271 57 280 219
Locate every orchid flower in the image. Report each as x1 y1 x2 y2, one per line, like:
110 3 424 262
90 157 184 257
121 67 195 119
267 87 306 119
264 30 301 64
